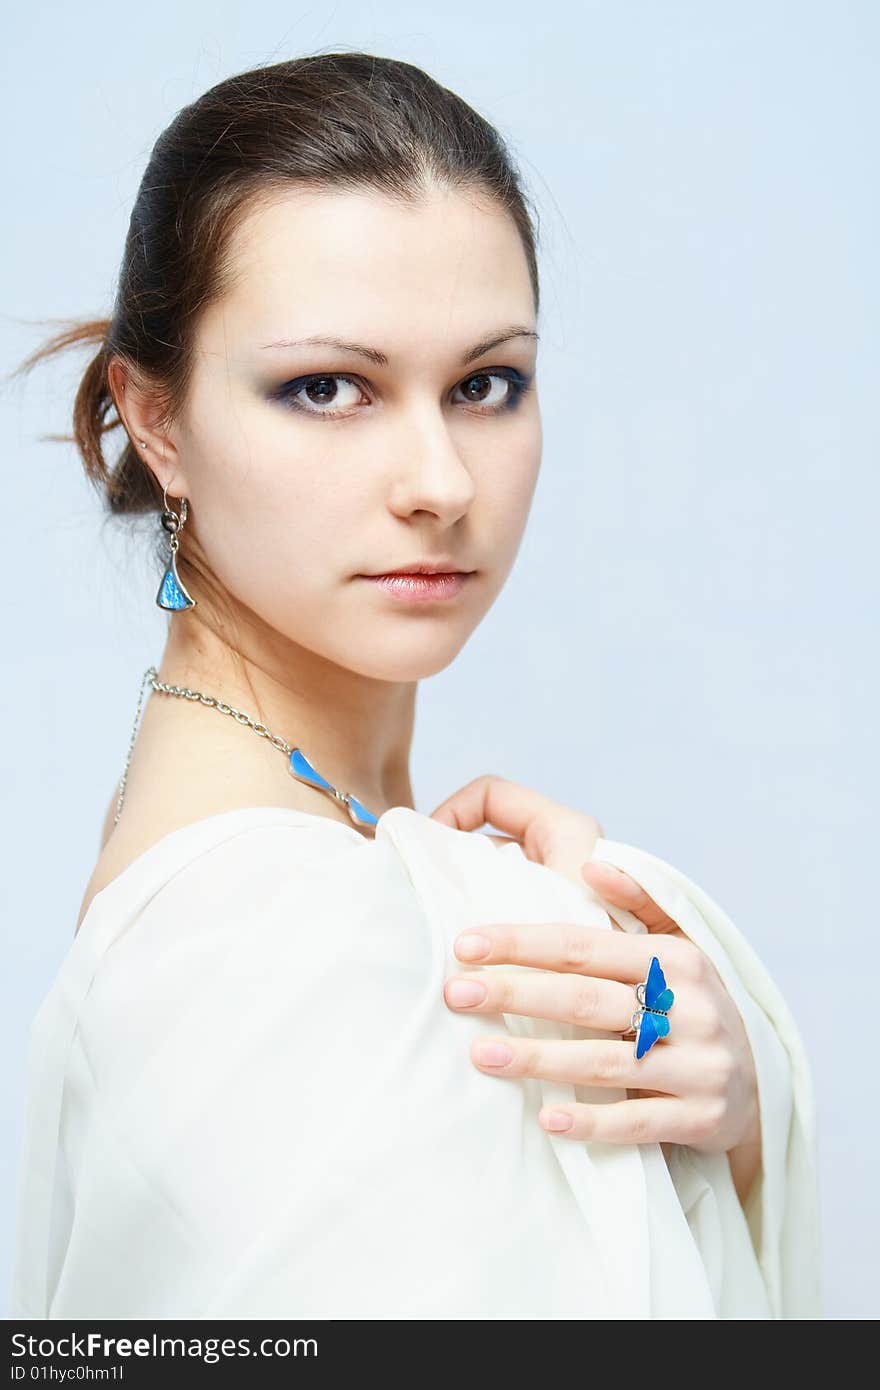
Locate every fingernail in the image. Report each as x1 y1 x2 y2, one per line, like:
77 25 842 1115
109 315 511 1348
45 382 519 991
446 978 487 1007
455 932 491 960
542 1109 573 1131
475 1041 512 1067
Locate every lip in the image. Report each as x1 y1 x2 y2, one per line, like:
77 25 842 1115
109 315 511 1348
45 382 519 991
358 571 473 603
361 561 473 576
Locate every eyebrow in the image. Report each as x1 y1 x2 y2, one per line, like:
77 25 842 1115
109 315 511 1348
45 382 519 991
257 325 539 368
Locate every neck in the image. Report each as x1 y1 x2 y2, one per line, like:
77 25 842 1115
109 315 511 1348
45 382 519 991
155 612 417 818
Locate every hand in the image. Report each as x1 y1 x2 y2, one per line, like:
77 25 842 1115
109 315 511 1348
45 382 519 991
432 776 762 1176
431 772 686 936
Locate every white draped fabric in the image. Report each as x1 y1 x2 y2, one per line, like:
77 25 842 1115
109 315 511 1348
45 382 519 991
9 805 823 1319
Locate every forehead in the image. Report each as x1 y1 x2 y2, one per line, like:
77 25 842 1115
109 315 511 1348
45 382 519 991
201 185 534 352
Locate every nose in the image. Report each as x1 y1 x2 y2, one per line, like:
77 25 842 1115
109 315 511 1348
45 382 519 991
386 404 477 524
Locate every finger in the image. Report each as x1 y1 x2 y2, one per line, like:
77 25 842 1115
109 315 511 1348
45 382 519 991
444 966 707 1043
444 966 638 1034
470 1034 696 1095
430 773 565 836
430 774 601 862
453 919 697 988
580 861 683 934
538 1096 702 1145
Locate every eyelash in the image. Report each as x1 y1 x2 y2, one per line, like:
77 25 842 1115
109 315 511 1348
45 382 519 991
270 369 533 418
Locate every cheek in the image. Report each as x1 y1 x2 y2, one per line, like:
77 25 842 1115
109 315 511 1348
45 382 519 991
184 428 352 598
197 479 351 612
480 444 541 550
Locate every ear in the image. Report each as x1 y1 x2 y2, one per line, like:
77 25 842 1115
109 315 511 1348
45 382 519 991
107 354 189 499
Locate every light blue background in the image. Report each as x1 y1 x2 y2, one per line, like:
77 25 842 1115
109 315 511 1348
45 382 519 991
2 2 876 1319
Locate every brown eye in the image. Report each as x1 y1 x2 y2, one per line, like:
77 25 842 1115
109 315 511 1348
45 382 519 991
274 373 368 416
303 377 340 405
461 374 494 403
453 371 530 412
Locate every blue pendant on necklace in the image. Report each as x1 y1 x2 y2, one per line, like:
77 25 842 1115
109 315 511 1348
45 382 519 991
288 748 378 828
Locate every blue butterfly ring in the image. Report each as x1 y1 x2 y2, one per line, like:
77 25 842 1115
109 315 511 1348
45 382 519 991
623 955 675 1060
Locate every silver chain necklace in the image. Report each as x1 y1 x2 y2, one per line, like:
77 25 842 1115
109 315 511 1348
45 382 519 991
113 665 380 832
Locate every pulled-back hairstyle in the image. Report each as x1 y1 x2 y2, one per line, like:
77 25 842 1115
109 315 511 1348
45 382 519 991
11 51 541 651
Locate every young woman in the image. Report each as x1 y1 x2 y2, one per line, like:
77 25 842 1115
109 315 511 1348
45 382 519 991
8 51 821 1320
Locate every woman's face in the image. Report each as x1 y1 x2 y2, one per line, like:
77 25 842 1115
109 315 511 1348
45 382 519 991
172 183 542 682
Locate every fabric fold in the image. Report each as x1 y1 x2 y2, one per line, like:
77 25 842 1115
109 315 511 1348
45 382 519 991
589 835 823 1319
7 805 822 1319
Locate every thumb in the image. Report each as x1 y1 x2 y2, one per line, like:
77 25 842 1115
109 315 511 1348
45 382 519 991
580 860 685 935
430 774 568 850
430 775 602 884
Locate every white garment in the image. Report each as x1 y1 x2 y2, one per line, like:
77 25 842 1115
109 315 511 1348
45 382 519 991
8 805 822 1319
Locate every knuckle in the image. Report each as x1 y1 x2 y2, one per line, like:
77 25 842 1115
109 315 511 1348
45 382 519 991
691 947 711 985
591 1043 625 1083
692 1001 724 1043
560 928 591 972
516 1041 539 1076
576 811 603 841
692 1097 727 1143
675 939 709 984
688 1110 714 1145
629 1110 656 1144
491 972 514 1012
568 979 600 1025
703 1046 736 1095
560 1105 593 1138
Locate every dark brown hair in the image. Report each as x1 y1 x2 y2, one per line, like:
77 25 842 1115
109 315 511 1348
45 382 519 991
10 50 541 646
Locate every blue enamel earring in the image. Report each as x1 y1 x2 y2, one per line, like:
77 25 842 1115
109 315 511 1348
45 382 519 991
156 479 196 612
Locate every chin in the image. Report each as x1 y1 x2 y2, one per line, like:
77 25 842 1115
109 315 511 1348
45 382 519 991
347 634 474 683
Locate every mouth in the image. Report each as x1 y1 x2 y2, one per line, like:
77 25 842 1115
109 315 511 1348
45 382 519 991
356 567 475 604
